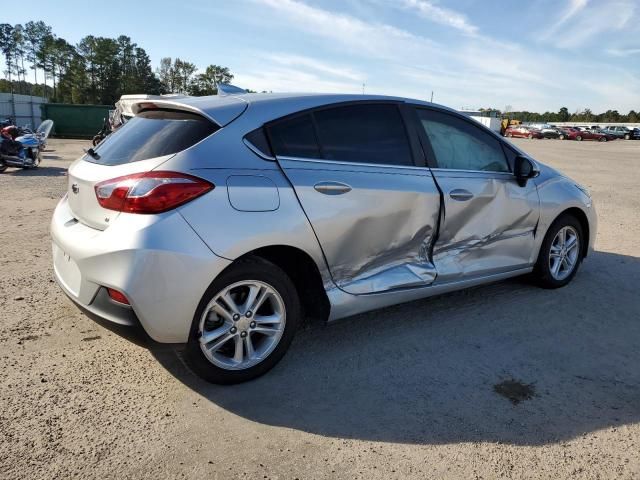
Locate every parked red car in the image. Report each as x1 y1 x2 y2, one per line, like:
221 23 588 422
504 126 543 139
560 127 615 142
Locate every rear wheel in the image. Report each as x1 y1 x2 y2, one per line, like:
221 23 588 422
527 133 533 139
185 256 300 384
624 133 630 140
576 135 583 141
599 136 607 142
533 214 584 289
558 134 565 140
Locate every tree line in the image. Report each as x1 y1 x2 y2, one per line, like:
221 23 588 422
478 105 639 124
0 21 235 105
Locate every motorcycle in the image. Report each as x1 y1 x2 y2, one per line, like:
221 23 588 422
0 120 54 172
92 116 113 146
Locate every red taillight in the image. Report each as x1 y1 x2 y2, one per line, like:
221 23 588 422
107 288 130 305
95 171 214 214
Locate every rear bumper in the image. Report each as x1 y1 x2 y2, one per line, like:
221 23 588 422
51 196 232 343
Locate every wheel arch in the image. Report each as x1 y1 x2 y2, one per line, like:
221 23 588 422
542 207 591 260
234 245 331 325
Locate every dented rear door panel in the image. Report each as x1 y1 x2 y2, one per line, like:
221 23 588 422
276 158 441 294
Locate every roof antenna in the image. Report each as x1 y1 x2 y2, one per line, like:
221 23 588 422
362 83 365 95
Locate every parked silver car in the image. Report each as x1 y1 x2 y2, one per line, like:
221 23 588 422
51 91 597 383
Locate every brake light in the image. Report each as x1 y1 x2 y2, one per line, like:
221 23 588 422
95 171 214 214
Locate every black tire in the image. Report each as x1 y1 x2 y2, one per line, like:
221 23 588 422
599 136 607 142
0 164 7 173
558 134 565 140
533 214 584 289
576 135 582 141
184 256 301 384
527 133 533 139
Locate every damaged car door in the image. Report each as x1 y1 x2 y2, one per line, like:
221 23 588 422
269 102 441 295
415 107 540 282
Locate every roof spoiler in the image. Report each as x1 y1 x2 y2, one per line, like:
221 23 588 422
217 84 247 96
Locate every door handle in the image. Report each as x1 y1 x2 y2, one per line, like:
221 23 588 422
449 189 474 201
314 181 352 195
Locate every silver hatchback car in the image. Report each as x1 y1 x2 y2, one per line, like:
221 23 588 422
51 91 596 383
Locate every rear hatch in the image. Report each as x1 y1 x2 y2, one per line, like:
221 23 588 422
67 108 220 230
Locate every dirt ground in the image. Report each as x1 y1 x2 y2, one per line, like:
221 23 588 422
1 137 639 480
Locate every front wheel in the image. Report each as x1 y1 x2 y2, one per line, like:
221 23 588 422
185 256 300 384
576 135 583 141
533 214 584 289
558 134 565 140
599 136 607 142
624 134 630 140
527 133 533 139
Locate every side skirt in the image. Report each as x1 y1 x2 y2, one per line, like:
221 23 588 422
327 267 533 321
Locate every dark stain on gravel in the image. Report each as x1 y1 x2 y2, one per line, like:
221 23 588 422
493 379 535 404
81 336 102 342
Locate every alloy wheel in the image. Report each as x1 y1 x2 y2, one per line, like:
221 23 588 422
198 280 286 370
548 226 580 281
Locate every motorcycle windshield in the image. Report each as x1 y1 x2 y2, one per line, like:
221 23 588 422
37 119 54 140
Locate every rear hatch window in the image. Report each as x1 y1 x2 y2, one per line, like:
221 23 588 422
87 109 219 166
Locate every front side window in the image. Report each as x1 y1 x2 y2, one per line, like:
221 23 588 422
417 109 510 173
313 104 413 166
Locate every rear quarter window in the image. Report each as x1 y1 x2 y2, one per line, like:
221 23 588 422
88 109 218 165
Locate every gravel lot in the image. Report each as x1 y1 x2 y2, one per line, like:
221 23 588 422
1 137 639 479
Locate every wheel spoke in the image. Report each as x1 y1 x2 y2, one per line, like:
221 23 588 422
254 313 281 325
233 336 244 363
565 235 578 253
558 227 566 247
210 302 234 323
206 333 234 352
253 325 280 336
564 255 575 269
243 285 262 313
199 325 230 345
551 257 562 276
244 335 255 359
222 291 241 315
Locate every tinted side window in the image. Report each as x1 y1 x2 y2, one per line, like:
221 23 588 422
314 104 413 166
89 109 218 166
244 127 273 157
417 109 510 172
269 114 321 159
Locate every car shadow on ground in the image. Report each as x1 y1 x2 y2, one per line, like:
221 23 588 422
148 250 640 446
4 166 67 177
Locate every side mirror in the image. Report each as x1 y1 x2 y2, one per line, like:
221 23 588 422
514 155 540 187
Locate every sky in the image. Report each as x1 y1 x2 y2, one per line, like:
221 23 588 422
3 0 640 112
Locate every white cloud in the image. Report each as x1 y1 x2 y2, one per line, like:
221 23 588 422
401 0 478 35
541 0 589 38
264 53 365 82
250 0 640 111
606 48 640 57
540 0 636 48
